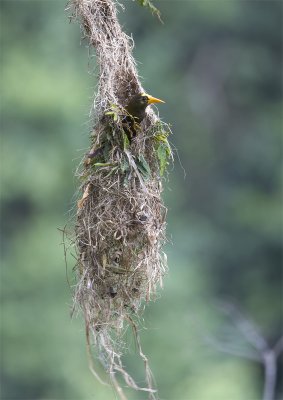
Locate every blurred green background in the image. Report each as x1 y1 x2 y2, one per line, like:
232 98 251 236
1 0 282 399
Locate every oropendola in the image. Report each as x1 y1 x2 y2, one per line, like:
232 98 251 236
124 92 165 140
86 92 165 162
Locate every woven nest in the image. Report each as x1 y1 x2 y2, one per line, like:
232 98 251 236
67 0 172 397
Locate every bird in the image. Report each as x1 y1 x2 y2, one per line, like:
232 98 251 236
85 92 165 164
126 92 165 124
124 92 165 140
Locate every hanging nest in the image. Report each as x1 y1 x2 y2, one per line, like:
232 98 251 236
67 0 172 397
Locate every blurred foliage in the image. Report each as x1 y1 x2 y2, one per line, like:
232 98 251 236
1 0 282 399
135 0 161 21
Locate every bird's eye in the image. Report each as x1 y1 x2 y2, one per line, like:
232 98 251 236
142 96 148 103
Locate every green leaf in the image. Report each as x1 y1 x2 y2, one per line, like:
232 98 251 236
122 132 130 150
157 143 169 176
155 132 169 143
105 110 118 121
136 155 151 180
93 162 115 168
120 157 130 174
102 142 111 160
137 0 162 20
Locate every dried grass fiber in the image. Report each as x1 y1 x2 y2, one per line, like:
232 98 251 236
67 1 172 397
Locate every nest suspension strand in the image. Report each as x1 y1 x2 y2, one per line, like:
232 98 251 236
68 0 172 397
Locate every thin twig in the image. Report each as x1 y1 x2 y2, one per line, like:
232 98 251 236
84 312 109 386
273 335 283 357
262 350 276 400
110 373 128 400
214 303 283 400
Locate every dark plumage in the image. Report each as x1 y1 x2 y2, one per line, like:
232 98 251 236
123 92 165 140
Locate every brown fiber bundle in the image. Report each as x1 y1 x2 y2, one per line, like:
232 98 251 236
67 0 172 397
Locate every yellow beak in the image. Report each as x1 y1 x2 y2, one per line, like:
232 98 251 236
146 94 165 105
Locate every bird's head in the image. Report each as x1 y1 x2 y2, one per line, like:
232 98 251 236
125 92 165 125
139 92 165 108
126 92 165 115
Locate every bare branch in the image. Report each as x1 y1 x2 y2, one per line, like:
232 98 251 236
218 302 268 352
273 335 283 358
204 335 261 362
216 302 282 400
